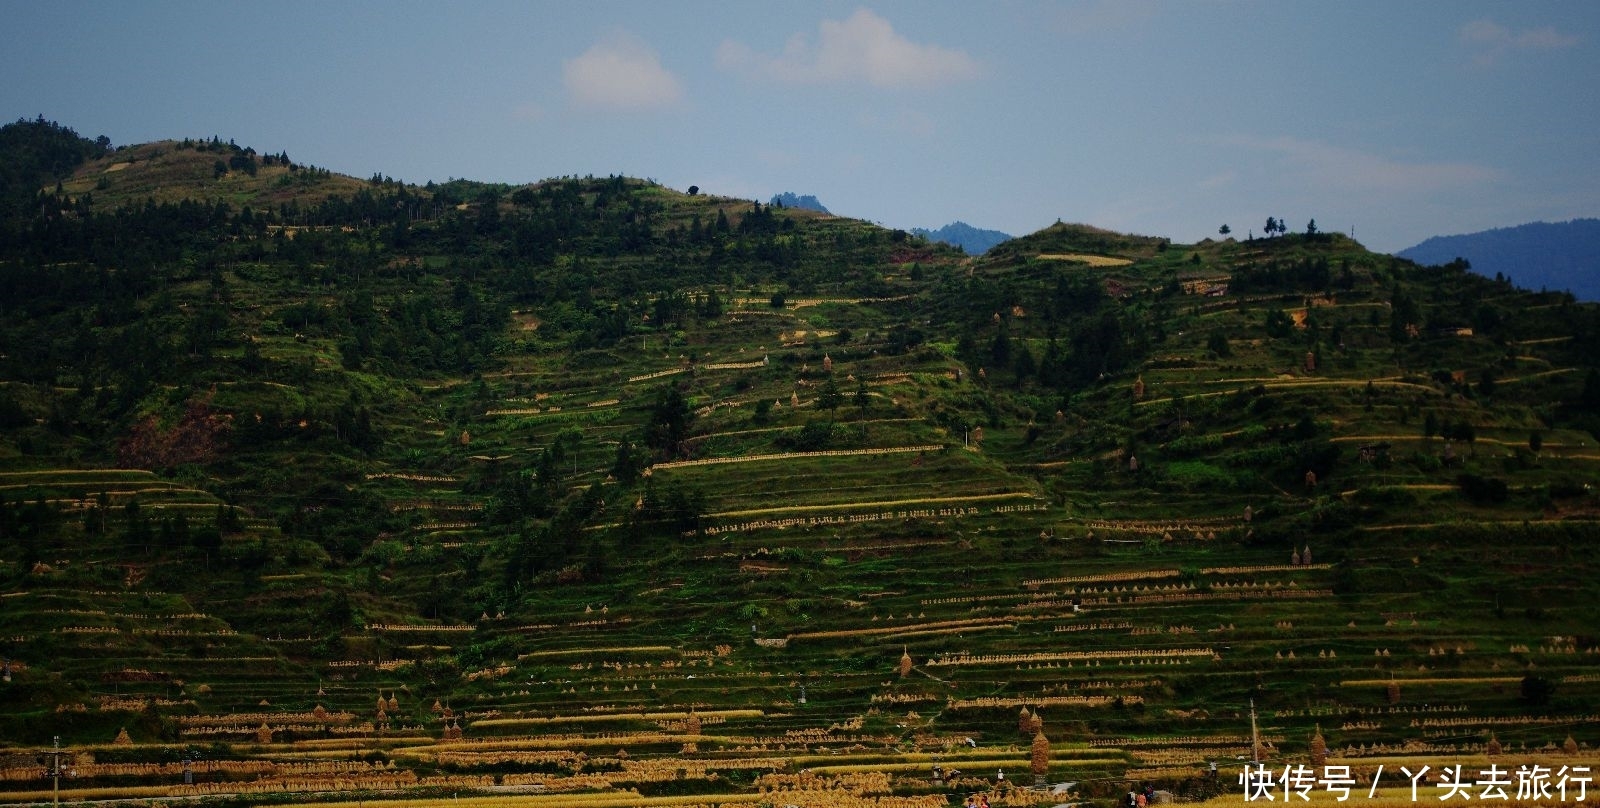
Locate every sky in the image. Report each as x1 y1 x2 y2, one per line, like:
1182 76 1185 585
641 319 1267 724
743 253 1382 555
3 0 1597 254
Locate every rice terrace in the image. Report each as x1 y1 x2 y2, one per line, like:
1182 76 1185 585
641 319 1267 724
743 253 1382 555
1 118 1599 808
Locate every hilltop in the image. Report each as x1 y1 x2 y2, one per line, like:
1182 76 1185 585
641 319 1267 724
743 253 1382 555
2 119 1599 807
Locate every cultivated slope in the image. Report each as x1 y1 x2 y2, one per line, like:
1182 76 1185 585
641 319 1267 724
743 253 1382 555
1 120 1598 806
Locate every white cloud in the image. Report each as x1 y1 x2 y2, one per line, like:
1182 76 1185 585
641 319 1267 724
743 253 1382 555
1225 135 1499 195
563 32 683 109
717 8 978 89
1460 18 1580 66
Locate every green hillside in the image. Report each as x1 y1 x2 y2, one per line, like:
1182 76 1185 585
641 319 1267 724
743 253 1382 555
2 118 1598 807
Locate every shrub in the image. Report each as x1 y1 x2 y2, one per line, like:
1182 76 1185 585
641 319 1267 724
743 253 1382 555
1162 461 1241 492
777 422 833 451
1350 486 1419 508
1457 473 1508 504
1520 674 1555 708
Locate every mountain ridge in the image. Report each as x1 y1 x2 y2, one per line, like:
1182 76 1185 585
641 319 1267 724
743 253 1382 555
769 191 829 213
1396 218 1600 301
765 189 1011 254
909 220 1013 254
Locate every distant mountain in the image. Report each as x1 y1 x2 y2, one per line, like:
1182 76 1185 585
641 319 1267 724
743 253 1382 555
769 192 829 214
910 221 1013 255
1396 219 1600 301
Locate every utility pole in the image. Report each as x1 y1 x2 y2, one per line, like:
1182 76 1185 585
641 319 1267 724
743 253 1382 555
1249 699 1260 764
50 735 60 808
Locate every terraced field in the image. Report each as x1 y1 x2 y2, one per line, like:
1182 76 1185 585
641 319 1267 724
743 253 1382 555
2 143 1599 806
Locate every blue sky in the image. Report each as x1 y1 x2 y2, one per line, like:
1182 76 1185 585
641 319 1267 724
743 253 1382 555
3 0 1596 253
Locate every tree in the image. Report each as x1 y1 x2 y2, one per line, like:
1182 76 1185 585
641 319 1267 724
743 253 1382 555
1264 308 1293 338
1265 216 1278 237
686 185 699 196
698 288 723 319
1580 368 1600 413
1219 224 1231 236
854 381 870 422
990 326 1011 367
818 376 843 422
238 336 264 372
0 389 27 428
644 386 692 460
612 439 645 484
123 498 151 553
1207 330 1232 357
1521 674 1555 708
1011 343 1037 385
1305 218 1319 238
955 333 980 370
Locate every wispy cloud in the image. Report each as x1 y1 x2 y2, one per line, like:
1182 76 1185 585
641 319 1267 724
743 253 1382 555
563 32 683 110
1460 19 1580 66
1226 135 1499 194
717 8 978 90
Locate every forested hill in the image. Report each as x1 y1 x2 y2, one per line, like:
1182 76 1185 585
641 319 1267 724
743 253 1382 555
1396 218 1600 301
3 119 1600 779
5 116 1600 611
0 117 970 574
0 116 110 219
